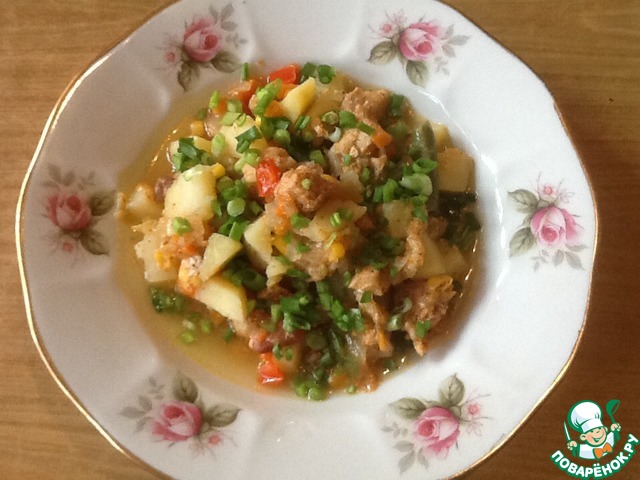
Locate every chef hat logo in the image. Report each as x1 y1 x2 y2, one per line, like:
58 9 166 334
568 400 604 434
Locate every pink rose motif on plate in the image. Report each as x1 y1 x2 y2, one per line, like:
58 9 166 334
121 374 240 455
163 3 246 91
183 17 223 62
383 374 488 473
369 10 469 86
509 176 587 269
398 22 440 61
152 401 203 442
41 164 114 256
47 192 92 232
413 407 460 458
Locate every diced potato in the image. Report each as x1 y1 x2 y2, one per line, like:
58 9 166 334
300 200 366 243
441 244 469 279
279 77 317 122
243 215 273 269
266 256 288 287
125 183 162 221
219 116 268 158
134 219 178 283
414 234 447 279
194 276 249 336
382 200 413 238
163 164 217 221
199 233 243 281
430 122 453 152
438 147 474 192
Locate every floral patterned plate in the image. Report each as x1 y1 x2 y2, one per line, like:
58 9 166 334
16 0 596 479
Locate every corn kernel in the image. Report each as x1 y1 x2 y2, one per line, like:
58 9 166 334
272 236 288 254
190 120 206 137
210 163 226 179
329 241 345 261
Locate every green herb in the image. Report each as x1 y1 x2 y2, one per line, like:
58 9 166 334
253 78 282 115
356 121 375 135
171 137 211 172
241 62 250 81
273 128 291 147
330 211 343 228
180 330 196 344
317 64 336 84
220 111 242 126
211 133 226 158
209 90 220 109
171 217 192 235
235 126 262 153
226 198 246 217
296 243 311 253
196 107 207 121
387 314 403 331
149 287 188 314
389 93 405 117
226 98 243 113
342 153 352 166
291 213 310 229
400 173 433 196
338 110 357 129
309 149 326 167
321 110 339 125
415 319 431 338
222 327 235 342
295 115 311 131
300 62 317 82
360 291 373 303
301 178 312 190
228 220 249 241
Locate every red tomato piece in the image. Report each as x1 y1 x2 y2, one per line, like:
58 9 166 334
256 157 282 198
228 79 259 114
258 353 285 385
267 64 301 85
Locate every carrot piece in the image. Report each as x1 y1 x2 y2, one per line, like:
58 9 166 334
267 63 301 84
258 353 285 385
372 128 393 148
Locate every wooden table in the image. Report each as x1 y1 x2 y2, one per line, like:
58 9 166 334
2 1 639 478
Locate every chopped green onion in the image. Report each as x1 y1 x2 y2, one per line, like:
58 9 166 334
360 291 373 303
295 115 311 131
210 198 223 217
317 64 336 84
400 173 433 196
199 317 213 334
228 221 248 241
389 93 405 117
327 127 342 142
235 126 262 153
301 178 312 190
387 314 403 331
149 287 188 314
273 129 291 147
209 90 220 109
226 198 246 217
171 217 192 235
356 121 375 135
180 330 196 344
300 62 317 82
309 149 326 166
196 107 207 121
360 167 371 184
382 178 399 203
226 98 243 113
241 62 249 81
338 110 357 129
211 133 226 158
330 211 343 228
222 327 235 342
415 320 431 338
291 213 310 229
253 78 282 115
321 110 339 125
221 111 242 126
296 243 311 253
346 384 357 394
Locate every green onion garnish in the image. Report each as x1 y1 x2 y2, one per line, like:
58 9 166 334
171 217 192 235
291 213 310 229
317 64 336 84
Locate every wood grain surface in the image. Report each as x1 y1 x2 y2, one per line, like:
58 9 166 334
2 1 639 478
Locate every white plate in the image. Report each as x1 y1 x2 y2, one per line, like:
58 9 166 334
16 0 596 478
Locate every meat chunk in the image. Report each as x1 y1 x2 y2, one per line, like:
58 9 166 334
349 266 391 296
263 146 297 172
393 275 456 355
341 87 391 123
360 300 393 356
391 218 426 284
274 162 336 215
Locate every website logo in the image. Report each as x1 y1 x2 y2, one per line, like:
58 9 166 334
550 399 638 478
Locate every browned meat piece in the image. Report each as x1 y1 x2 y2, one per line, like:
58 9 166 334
154 175 174 202
393 275 456 355
341 87 391 123
274 162 336 214
391 218 426 284
426 216 448 240
360 300 393 356
263 146 297 172
257 284 292 302
247 311 302 352
349 266 391 296
328 129 377 177
291 242 339 282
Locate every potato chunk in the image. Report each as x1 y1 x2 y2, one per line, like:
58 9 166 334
163 165 217 221
279 77 317 122
194 276 249 336
199 233 243 281
438 147 474 192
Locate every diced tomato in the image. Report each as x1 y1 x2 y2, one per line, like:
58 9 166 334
371 128 393 148
228 79 260 114
267 64 301 85
256 157 282 198
258 353 285 385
